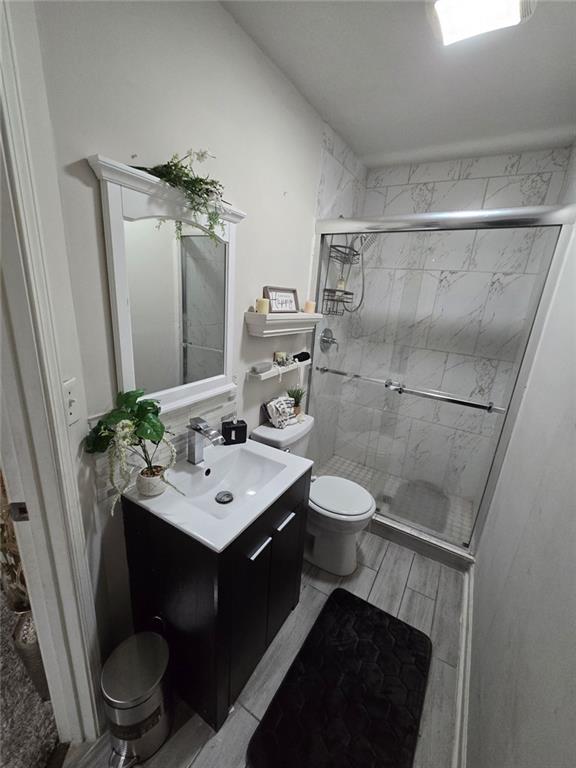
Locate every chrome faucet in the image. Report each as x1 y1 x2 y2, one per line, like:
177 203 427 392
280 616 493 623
187 417 225 465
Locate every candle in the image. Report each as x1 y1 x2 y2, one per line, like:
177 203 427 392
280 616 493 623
255 298 270 314
304 300 316 314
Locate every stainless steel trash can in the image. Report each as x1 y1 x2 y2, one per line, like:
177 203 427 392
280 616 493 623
101 632 170 768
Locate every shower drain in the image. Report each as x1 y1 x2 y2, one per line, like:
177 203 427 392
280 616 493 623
215 490 234 505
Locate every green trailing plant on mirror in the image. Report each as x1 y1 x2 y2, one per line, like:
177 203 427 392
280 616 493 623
85 389 176 512
133 150 225 241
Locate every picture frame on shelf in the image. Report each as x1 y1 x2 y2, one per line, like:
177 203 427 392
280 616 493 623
263 286 299 313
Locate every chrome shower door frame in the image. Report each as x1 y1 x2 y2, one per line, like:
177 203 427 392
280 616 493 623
310 205 576 557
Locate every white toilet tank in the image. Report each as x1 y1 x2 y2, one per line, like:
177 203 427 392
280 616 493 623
251 415 314 457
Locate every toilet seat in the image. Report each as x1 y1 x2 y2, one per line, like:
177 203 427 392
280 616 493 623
309 476 375 520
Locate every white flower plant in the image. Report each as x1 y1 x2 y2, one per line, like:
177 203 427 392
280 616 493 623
85 389 177 513
131 149 224 241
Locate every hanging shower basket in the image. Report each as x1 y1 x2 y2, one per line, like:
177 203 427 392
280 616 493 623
321 236 362 315
328 243 360 266
322 288 354 316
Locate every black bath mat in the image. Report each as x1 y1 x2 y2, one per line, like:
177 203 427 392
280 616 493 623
246 588 431 768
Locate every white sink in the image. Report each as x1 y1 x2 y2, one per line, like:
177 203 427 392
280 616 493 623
124 439 313 552
169 445 286 519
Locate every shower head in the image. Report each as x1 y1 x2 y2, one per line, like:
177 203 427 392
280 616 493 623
356 232 379 253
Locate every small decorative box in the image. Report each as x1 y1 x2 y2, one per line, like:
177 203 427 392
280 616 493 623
222 419 248 445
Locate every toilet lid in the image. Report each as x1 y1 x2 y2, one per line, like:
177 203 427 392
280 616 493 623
309 476 374 517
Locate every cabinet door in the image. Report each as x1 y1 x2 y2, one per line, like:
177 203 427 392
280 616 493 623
227 529 273 702
267 503 306 644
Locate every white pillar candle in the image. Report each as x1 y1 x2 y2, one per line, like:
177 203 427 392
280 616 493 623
304 300 316 314
255 298 270 314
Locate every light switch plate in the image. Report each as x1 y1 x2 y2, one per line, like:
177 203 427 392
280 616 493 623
62 377 80 426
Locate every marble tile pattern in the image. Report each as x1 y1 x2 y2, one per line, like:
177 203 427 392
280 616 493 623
307 124 367 468
366 146 570 208
310 146 570 511
182 236 226 382
316 455 475 546
316 123 367 220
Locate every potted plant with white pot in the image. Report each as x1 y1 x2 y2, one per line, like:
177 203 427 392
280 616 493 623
85 389 176 511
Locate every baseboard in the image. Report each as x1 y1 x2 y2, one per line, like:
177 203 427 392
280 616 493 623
452 564 474 768
371 515 475 571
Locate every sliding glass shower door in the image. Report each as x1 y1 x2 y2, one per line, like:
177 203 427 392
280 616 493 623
311 225 560 547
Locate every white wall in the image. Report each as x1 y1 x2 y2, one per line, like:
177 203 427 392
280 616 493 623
29 0 363 654
466 169 576 765
34 0 324 427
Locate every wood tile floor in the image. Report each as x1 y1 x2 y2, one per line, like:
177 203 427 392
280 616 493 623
74 532 465 768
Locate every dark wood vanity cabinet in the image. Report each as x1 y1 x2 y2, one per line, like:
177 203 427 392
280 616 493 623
123 470 310 730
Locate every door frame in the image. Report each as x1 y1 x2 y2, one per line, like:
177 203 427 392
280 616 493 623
1 1 102 741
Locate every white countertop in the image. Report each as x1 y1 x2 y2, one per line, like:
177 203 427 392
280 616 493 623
124 440 313 553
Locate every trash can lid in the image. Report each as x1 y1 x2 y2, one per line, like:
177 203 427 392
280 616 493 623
101 632 169 709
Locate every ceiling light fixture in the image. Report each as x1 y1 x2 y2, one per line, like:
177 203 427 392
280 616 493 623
433 0 537 46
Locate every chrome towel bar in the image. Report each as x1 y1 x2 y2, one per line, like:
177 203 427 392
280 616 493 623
315 366 506 414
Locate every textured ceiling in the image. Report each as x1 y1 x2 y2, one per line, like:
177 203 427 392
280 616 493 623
224 1 576 165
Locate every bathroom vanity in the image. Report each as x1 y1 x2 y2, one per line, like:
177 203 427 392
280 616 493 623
122 442 312 730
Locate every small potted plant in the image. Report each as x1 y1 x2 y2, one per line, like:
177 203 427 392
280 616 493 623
287 387 306 417
85 389 176 511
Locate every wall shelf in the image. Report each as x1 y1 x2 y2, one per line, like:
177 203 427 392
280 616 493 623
247 359 311 382
244 311 322 338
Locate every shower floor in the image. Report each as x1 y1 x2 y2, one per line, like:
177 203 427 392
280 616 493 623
316 455 475 547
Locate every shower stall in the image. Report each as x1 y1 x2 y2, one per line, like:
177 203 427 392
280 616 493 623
308 206 572 552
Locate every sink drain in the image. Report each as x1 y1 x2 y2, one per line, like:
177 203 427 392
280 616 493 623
215 490 234 505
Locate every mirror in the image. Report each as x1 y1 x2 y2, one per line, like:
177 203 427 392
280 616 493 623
89 154 245 411
181 233 227 384
124 221 227 393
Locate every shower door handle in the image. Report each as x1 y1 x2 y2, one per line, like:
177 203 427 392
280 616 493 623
383 379 505 414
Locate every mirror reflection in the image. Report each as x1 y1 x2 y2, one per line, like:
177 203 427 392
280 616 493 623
124 219 226 394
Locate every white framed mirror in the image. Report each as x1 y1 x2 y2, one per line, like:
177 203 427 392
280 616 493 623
89 155 245 412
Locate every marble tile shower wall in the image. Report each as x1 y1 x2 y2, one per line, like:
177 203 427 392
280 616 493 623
315 146 571 503
308 126 367 467
182 239 226 383
316 125 366 220
363 147 570 217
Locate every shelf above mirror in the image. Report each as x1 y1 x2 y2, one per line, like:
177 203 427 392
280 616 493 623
88 154 246 224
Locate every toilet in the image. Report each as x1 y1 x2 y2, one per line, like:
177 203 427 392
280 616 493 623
251 415 376 576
